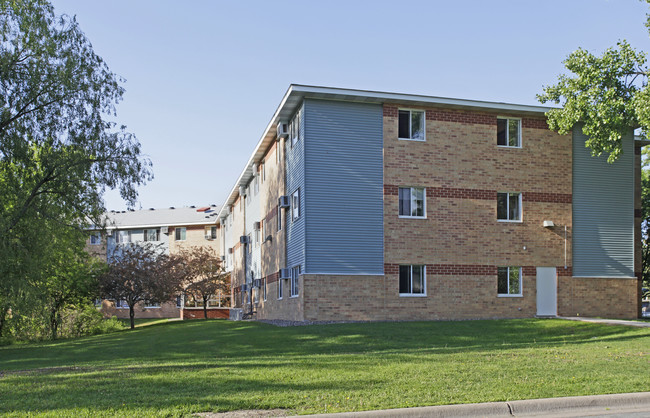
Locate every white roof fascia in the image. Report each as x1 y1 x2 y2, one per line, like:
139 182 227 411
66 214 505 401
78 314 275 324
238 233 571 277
216 84 556 220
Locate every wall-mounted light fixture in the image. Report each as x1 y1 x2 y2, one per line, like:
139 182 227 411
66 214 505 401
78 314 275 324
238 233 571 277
543 220 555 228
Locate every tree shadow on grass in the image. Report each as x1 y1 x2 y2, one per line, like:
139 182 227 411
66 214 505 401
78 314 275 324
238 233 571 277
1 319 648 372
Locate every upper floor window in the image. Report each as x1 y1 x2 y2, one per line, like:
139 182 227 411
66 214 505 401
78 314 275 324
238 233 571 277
89 232 101 245
144 228 160 242
497 192 521 222
290 110 301 147
292 189 300 221
497 117 521 147
398 109 425 141
175 227 186 241
399 265 426 296
399 187 426 218
211 226 217 239
254 176 259 195
261 161 266 182
498 266 522 296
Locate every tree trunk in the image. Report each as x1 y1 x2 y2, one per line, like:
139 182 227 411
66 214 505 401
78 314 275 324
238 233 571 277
0 306 8 337
129 305 135 329
203 296 208 319
50 308 58 340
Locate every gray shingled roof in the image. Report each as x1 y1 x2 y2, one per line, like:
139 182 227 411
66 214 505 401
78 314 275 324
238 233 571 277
101 205 221 229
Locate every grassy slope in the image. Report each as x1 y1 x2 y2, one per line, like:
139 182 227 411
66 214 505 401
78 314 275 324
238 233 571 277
0 319 648 417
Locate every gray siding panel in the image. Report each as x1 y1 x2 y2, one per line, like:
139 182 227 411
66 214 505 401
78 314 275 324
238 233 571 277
285 103 306 271
303 99 384 274
572 125 634 277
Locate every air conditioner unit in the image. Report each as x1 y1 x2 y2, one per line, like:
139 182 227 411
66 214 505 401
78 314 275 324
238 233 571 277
277 121 289 139
161 226 169 234
220 255 225 261
240 235 250 244
230 308 243 321
279 268 291 279
278 195 290 208
228 247 233 254
204 234 213 240
253 221 261 230
239 186 246 197
253 279 262 288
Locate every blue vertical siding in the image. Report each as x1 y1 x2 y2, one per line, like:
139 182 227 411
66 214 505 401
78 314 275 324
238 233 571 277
572 124 635 277
303 99 384 274
285 103 306 270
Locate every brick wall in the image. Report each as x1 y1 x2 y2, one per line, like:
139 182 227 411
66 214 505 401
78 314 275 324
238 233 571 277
182 307 230 319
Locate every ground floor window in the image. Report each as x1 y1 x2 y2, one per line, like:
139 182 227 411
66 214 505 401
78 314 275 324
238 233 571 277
497 266 522 296
399 265 426 296
278 279 283 299
290 266 300 297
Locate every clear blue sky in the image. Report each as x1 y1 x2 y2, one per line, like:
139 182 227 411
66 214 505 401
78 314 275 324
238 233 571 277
50 0 650 211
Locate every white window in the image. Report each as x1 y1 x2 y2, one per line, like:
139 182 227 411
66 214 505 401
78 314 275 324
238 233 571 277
254 176 259 195
290 110 301 147
255 228 260 247
247 234 252 253
498 266 522 296
399 265 426 296
290 266 300 297
277 206 282 231
211 226 217 239
278 278 283 299
261 161 266 182
115 300 128 309
398 109 425 141
497 117 521 147
497 192 522 221
143 229 160 242
292 189 300 221
175 227 186 241
89 232 101 245
117 230 131 244
176 295 183 308
399 187 426 218
144 301 160 308
263 278 267 301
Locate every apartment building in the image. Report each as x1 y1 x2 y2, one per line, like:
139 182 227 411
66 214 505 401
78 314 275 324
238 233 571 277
217 85 643 321
87 205 228 319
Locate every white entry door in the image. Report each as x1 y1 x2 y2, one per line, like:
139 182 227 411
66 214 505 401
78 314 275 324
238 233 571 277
536 267 557 317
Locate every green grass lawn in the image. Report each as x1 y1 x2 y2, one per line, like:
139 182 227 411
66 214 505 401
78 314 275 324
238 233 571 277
0 319 648 417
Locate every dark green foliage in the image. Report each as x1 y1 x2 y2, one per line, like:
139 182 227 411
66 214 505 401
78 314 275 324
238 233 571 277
0 0 151 340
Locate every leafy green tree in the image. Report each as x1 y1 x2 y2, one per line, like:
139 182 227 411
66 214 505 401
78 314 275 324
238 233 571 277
0 0 152 338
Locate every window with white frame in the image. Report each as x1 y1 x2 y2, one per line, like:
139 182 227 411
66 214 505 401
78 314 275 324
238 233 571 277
278 277 283 299
497 192 522 221
399 265 426 296
398 109 425 141
290 265 300 297
497 117 521 147
498 266 522 296
254 176 259 195
115 300 128 309
277 206 282 231
184 293 226 308
176 295 183 308
261 161 266 182
263 278 267 301
143 228 160 242
211 226 217 239
290 110 301 147
292 189 300 221
399 187 426 218
89 232 101 245
255 228 260 247
117 230 131 244
175 227 186 241
144 301 160 308
248 234 252 253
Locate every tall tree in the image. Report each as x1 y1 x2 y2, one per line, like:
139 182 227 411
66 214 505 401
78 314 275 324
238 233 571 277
99 244 186 329
181 247 230 319
0 0 152 338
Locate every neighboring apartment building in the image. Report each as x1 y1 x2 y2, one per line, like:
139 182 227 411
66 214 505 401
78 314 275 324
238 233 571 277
217 84 644 321
86 205 228 319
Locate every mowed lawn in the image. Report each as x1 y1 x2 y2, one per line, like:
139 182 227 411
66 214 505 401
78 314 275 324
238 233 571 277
1 319 649 417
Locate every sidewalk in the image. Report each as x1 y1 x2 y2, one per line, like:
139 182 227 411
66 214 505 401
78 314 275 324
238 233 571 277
296 392 650 418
